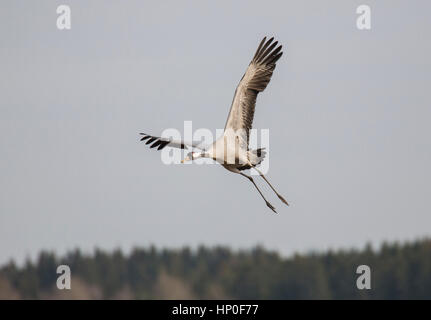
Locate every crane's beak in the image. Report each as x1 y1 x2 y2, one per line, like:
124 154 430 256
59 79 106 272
181 156 191 164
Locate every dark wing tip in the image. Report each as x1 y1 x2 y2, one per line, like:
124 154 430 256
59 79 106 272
157 140 170 150
139 133 172 151
262 45 283 65
150 140 162 149
253 36 283 64
140 135 151 141
145 137 157 145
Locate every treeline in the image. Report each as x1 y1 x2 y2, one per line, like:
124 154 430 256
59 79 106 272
1 239 431 299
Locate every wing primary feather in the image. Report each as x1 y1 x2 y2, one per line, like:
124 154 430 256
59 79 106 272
140 135 151 141
262 45 282 64
262 49 282 66
252 37 267 61
255 37 274 61
258 41 278 63
146 137 157 145
267 51 283 65
157 141 170 150
150 140 162 149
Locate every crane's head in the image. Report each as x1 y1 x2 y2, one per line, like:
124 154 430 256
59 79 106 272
181 151 201 163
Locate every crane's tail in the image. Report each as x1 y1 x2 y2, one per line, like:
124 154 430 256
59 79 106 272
248 148 266 166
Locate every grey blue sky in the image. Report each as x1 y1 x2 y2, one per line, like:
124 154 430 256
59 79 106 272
1 1 430 265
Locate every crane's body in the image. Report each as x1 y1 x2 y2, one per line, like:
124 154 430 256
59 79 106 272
140 37 288 213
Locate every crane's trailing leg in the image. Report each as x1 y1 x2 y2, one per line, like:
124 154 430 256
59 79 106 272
239 173 277 213
253 167 289 206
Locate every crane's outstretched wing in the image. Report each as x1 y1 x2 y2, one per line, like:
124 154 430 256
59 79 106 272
224 37 283 144
139 133 206 151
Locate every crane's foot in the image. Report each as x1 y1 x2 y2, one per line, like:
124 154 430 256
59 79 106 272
278 194 289 206
266 201 277 213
